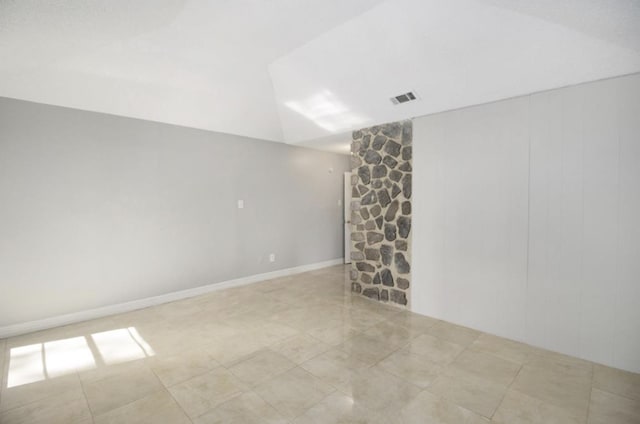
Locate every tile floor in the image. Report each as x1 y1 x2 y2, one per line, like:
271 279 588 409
1 265 639 423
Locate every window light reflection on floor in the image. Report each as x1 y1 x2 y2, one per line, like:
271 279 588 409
7 343 45 388
91 327 155 365
6 327 154 388
44 336 96 378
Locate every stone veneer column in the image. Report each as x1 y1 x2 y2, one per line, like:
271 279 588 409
349 120 412 307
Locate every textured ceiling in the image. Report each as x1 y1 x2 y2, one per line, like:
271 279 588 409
1 0 639 148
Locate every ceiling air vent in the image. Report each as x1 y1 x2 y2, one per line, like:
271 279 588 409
390 91 418 105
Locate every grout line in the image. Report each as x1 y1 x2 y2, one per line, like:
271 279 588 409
0 371 88 415
77 372 95 423
144 362 196 424
490 363 525 420
591 385 640 403
507 363 524 390
585 386 594 424
263 366 335 422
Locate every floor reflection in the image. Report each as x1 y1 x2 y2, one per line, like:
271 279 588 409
92 327 155 365
1 266 636 424
7 327 154 388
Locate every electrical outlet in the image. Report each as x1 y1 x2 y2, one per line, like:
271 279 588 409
237 200 244 209
269 253 276 262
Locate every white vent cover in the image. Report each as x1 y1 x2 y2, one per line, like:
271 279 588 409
390 91 418 105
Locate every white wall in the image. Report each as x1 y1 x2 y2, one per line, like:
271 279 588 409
0 97 349 328
412 73 640 372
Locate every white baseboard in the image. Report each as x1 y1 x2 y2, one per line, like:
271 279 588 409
0 258 344 339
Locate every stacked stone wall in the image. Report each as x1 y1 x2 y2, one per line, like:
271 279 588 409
350 120 412 307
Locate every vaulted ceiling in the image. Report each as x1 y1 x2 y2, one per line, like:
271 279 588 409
2 0 639 147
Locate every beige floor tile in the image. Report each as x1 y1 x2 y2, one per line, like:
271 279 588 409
127 325 199 357
426 321 481 347
248 322 300 347
194 391 288 424
593 364 640 401
178 321 240 346
6 265 639 424
302 304 350 321
300 347 370 392
5 335 99 382
292 392 385 424
403 333 466 366
588 388 640 424
525 355 593 396
397 390 489 424
426 370 508 418
470 333 539 364
372 303 407 320
93 390 191 424
492 389 585 424
447 349 521 386
3 321 132 388
300 316 366 338
148 348 220 387
228 349 296 386
268 308 318 332
338 308 388 332
202 332 265 366
348 296 402 319
323 303 361 316
304 324 360 346
510 362 591 421
527 351 593 378
252 367 335 419
339 365 422 412
363 319 416 348
378 348 442 388
334 332 401 366
525 350 591 380
390 312 440 335
80 361 164 416
271 334 332 364
0 373 83 412
168 367 246 419
0 387 91 424
289 414 316 423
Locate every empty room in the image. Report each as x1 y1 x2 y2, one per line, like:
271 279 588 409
1 1 639 423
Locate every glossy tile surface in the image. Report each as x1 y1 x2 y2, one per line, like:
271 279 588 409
1 265 638 423
93 390 191 424
80 361 164 415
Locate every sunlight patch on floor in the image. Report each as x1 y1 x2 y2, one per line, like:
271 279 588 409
7 327 154 388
